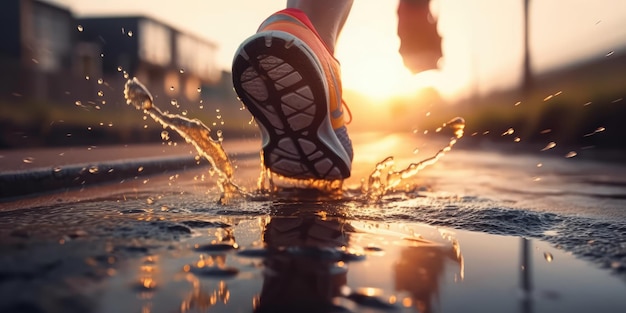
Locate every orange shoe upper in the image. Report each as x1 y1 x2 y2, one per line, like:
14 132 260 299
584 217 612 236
257 9 347 130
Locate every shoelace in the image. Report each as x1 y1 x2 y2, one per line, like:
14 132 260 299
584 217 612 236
341 99 352 125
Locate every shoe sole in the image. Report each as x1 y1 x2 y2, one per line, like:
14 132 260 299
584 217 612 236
232 31 351 180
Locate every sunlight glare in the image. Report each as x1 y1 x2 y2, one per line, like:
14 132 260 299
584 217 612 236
340 57 439 101
335 0 468 102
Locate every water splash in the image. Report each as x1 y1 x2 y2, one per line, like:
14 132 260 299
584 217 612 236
363 117 465 201
541 141 557 151
123 78 464 202
124 78 240 202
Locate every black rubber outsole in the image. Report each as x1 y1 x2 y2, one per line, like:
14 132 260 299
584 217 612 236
232 33 350 179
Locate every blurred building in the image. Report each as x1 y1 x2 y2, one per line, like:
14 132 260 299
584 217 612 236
77 16 221 103
0 0 233 147
0 0 80 102
0 0 221 105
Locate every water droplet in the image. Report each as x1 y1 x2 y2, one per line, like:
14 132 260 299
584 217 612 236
182 110 188 116
501 128 514 136
100 53 104 58
117 66 123 72
170 99 177 106
85 75 90 80
127 30 133 37
75 100 82 106
138 166 144 172
89 166 99 174
77 25 84 32
537 163 543 167
161 131 170 141
446 117 465 138
544 252 554 262
541 142 556 151
97 78 103 85
606 51 614 57
23 157 34 164
514 101 521 106
197 87 201 93
565 151 577 158
514 137 521 142
53 166 62 173
97 90 104 97
346 288 396 310
364 246 384 252
179 68 185 74
169 86 175 91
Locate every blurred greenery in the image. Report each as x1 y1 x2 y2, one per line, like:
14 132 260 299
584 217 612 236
368 52 626 159
1 53 624 158
0 79 256 149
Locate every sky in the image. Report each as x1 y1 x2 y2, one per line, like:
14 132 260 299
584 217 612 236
44 0 626 101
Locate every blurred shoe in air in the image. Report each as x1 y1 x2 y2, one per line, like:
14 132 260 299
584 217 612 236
397 0 442 73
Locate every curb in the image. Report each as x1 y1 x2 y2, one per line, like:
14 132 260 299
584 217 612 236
0 155 205 200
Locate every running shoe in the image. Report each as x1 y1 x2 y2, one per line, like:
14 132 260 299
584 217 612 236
232 9 353 180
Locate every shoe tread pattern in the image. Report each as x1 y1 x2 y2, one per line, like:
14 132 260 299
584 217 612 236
233 34 349 179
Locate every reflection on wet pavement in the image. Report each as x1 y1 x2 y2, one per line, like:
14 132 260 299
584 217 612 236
2 130 626 312
1 191 625 313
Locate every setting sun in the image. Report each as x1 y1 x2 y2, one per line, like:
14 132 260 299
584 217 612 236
334 2 436 101
337 45 438 101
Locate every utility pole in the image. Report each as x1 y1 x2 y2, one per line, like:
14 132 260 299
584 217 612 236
520 238 533 313
522 0 532 95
